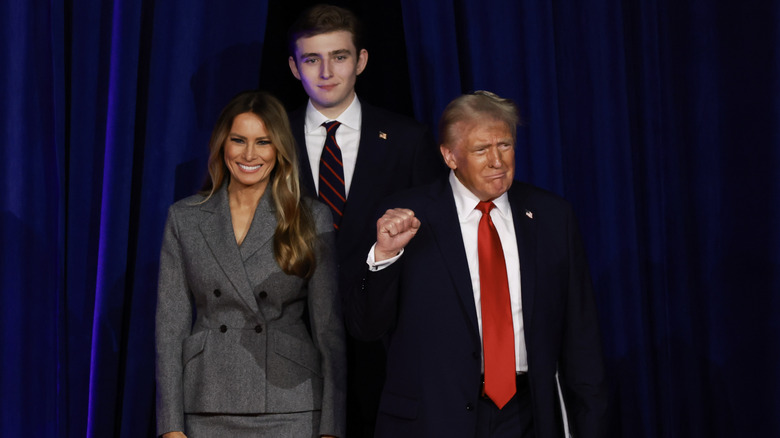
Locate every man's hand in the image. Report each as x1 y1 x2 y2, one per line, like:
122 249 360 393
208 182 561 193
375 208 420 261
162 432 186 438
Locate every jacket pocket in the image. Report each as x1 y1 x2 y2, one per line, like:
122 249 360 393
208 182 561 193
181 330 208 365
273 330 321 376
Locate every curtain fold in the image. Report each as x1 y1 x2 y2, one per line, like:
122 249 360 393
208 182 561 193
0 1 64 436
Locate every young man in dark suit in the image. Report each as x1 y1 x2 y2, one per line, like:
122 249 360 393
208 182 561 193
348 91 609 437
287 5 444 437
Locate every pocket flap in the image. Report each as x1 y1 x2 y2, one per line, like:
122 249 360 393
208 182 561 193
181 330 208 364
273 330 320 374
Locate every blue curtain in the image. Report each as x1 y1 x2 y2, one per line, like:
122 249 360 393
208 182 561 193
401 0 780 437
2 0 778 437
2 0 269 436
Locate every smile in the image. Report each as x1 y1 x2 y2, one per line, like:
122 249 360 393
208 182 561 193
238 163 263 172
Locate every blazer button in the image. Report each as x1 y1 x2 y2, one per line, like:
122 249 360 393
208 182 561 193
220 325 227 333
255 325 263 333
258 291 268 299
465 402 474 411
213 289 221 297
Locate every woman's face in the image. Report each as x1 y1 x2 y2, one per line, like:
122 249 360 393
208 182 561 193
223 112 277 191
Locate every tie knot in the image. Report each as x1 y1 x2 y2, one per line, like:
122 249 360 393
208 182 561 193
322 120 341 133
476 201 495 215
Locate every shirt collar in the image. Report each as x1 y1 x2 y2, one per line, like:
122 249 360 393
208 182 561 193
304 95 362 133
448 170 511 222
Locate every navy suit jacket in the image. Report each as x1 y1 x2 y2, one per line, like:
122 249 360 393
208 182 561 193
289 101 445 294
347 178 609 438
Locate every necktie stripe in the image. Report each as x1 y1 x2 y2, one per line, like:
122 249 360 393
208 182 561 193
320 160 345 185
324 145 343 166
318 175 347 203
317 193 344 216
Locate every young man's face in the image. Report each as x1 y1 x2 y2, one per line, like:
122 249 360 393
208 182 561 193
289 30 368 119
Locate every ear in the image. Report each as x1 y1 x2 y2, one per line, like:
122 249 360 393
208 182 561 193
288 56 301 80
440 145 457 170
356 49 369 75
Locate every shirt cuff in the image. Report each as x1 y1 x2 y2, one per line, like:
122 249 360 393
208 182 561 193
366 243 404 271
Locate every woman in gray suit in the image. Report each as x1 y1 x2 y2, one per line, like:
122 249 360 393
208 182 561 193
156 91 345 438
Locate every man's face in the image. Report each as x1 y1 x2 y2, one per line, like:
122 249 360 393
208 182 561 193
440 117 515 201
288 30 368 119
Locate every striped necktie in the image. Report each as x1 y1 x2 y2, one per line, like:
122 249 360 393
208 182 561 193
318 121 346 230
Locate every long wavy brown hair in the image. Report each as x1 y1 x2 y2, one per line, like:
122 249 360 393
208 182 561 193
201 90 317 278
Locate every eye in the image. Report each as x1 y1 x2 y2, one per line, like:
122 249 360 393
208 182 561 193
230 137 245 144
257 140 272 146
303 57 319 64
335 55 347 61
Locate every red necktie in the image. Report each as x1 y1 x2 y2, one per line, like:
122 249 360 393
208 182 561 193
318 121 346 230
476 201 516 409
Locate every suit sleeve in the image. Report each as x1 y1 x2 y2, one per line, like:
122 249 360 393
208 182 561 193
307 202 347 437
155 206 193 435
558 207 609 437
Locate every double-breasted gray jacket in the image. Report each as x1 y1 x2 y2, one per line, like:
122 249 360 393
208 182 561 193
155 184 346 437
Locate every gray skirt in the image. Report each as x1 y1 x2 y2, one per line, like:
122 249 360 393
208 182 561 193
185 410 321 438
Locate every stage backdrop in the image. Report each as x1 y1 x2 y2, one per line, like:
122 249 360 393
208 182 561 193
1 0 778 437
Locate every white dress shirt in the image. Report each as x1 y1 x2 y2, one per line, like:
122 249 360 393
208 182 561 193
303 96 362 197
367 171 528 372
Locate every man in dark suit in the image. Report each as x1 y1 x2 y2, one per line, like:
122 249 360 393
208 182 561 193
286 5 444 437
347 91 609 437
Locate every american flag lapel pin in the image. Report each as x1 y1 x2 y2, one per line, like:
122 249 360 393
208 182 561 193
525 209 533 219
379 131 387 140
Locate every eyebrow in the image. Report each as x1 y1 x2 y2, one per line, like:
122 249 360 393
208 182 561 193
329 49 352 56
299 48 352 59
229 133 271 141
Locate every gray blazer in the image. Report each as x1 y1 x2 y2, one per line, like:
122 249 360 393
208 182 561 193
155 184 346 437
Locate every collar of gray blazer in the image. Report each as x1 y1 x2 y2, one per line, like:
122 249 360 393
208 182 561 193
197 183 276 316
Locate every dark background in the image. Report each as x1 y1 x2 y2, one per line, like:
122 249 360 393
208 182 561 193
2 0 778 437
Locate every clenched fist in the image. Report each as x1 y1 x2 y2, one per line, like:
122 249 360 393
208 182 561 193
375 208 420 261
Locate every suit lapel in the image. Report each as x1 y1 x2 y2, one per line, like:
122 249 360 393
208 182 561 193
509 185 537 331
198 185 261 315
424 181 481 337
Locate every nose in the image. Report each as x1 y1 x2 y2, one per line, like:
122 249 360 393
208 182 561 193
320 60 333 79
243 145 257 161
486 146 504 168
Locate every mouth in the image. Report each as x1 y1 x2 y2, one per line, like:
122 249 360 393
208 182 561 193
484 172 507 180
238 163 263 172
318 84 338 92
